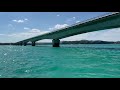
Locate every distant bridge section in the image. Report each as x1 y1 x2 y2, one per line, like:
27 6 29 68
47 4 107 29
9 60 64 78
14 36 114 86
16 12 120 47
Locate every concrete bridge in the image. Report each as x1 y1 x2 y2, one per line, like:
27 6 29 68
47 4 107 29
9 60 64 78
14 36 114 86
16 12 120 47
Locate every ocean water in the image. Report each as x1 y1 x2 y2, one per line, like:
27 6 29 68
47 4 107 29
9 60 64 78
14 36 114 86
0 44 120 78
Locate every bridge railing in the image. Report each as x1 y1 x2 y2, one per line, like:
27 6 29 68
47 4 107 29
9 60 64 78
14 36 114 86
72 12 119 26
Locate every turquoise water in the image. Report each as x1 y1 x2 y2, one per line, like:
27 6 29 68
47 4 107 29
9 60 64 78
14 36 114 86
0 44 120 78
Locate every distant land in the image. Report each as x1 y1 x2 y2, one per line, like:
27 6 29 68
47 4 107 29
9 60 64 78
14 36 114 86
0 40 120 45
61 40 120 44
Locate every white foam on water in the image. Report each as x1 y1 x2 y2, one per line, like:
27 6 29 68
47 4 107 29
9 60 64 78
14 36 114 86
25 70 30 73
4 53 7 56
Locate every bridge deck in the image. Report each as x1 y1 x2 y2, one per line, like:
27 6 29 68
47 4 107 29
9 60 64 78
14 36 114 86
16 12 120 43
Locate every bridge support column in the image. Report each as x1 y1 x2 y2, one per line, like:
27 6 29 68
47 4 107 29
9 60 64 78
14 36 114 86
23 42 27 46
16 43 18 45
20 42 22 46
32 41 35 46
52 39 60 47
16 43 19 45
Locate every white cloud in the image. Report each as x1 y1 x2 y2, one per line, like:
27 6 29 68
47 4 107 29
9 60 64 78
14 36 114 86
12 18 28 23
12 20 17 22
0 34 5 36
37 39 51 43
66 17 76 23
57 15 60 17
76 21 80 23
12 19 24 23
24 18 28 21
8 24 13 27
8 24 15 30
17 20 24 23
61 28 120 41
92 28 120 41
49 24 69 30
24 27 30 30
61 33 89 41
29 29 41 33
7 28 50 41
1 27 120 43
73 17 76 19
4 28 50 42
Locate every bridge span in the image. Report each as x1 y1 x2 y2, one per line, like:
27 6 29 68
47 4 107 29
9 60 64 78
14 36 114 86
16 12 120 47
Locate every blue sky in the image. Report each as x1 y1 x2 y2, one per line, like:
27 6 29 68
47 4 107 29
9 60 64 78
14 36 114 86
0 12 120 43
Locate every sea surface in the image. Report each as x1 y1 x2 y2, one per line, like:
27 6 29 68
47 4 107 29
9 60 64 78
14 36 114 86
0 44 120 78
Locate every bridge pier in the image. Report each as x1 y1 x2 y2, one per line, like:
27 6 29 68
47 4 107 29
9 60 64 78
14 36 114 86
23 42 27 46
32 41 35 46
20 42 23 46
52 39 60 47
15 43 19 45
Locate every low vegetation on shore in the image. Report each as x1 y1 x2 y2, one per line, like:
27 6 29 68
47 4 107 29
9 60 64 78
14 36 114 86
0 40 120 45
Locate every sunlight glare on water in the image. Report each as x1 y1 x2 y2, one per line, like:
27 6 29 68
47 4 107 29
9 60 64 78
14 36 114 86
0 44 120 78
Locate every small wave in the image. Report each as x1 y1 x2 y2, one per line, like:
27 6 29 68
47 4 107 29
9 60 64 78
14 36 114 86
4 53 7 56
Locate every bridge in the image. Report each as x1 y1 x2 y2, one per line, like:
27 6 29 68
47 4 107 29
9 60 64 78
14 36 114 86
16 12 120 47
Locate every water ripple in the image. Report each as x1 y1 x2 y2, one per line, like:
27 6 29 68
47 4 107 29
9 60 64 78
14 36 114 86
0 45 120 78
